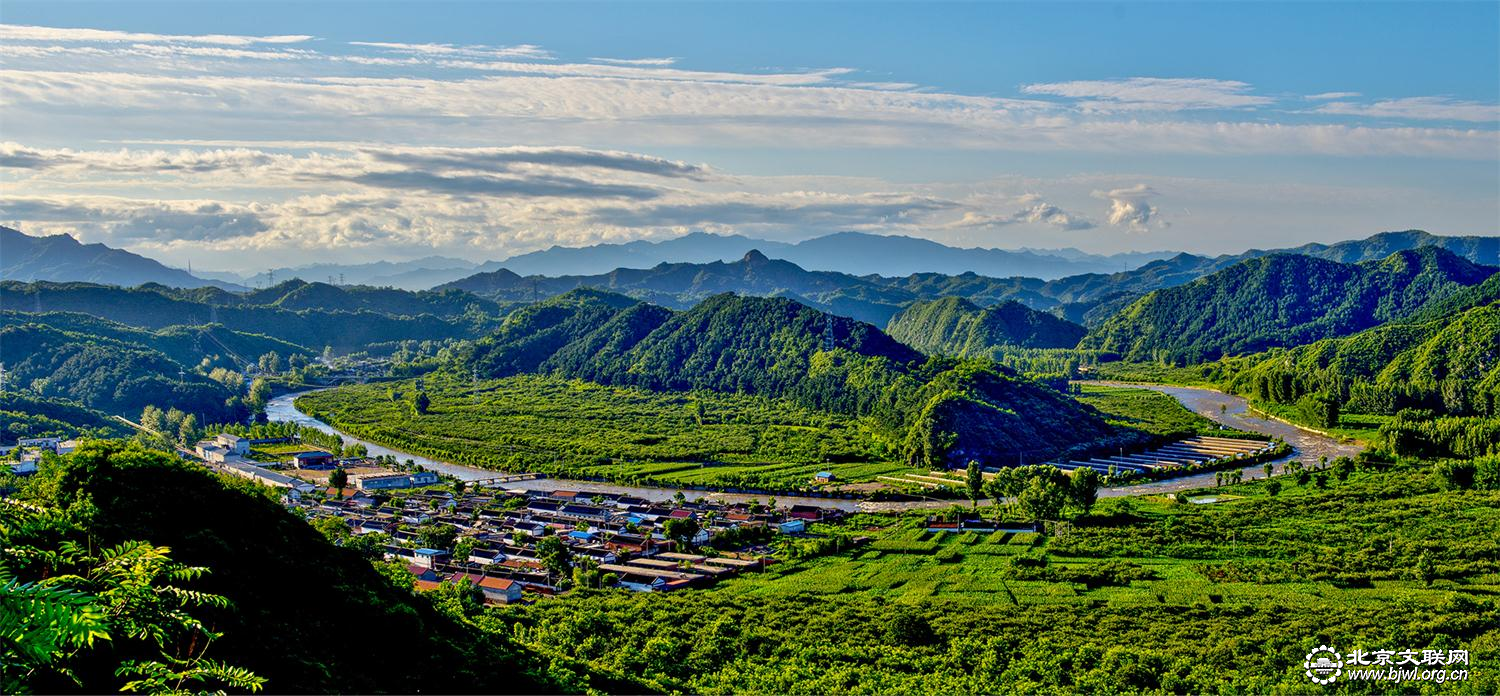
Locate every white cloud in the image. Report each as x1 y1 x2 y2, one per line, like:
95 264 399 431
1315 96 1500 123
0 23 311 45
1092 184 1161 233
1306 91 1362 100
591 57 679 66
348 40 553 60
1021 77 1274 111
941 194 1093 231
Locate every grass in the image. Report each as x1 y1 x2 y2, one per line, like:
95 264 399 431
1249 401 1390 445
1073 384 1240 437
296 374 917 491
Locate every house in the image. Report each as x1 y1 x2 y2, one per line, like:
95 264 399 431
351 471 439 490
778 519 806 534
17 437 60 451
222 461 316 492
787 505 824 521
291 451 335 469
195 441 231 463
813 471 836 483
450 573 524 604
56 440 78 455
406 564 441 582
412 548 450 569
214 433 250 456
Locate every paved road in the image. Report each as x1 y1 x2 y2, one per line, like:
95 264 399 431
268 383 1363 514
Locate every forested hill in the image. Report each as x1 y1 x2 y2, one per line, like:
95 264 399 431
454 290 1126 467
0 320 249 423
13 442 564 693
0 280 501 351
1224 299 1500 419
886 297 1086 357
1080 248 1498 363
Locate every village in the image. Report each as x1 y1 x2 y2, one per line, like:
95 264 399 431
178 431 840 604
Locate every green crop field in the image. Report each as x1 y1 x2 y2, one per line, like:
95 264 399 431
494 454 1500 693
1074 383 1257 438
296 374 916 490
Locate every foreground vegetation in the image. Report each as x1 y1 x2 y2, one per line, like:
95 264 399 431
494 453 1500 693
3 442 560 694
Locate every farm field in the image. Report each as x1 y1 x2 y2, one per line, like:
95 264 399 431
496 455 1500 693
721 456 1500 607
296 374 916 490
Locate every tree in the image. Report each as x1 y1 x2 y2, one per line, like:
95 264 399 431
313 515 351 543
416 522 457 550
452 537 476 563
1263 462 1274 479
247 378 272 411
1069 469 1100 515
139 405 165 435
410 392 430 416
177 414 198 446
1264 480 1282 496
663 517 701 550
965 461 983 508
536 536 572 588
1016 476 1066 523
328 467 349 491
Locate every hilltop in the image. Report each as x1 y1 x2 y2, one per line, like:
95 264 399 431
1081 247 1498 363
886 297 1087 358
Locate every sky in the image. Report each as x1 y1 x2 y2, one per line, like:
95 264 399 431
1 1 1497 271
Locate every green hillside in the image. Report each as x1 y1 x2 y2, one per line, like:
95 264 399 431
7 441 558 693
0 322 246 422
886 297 1086 357
0 392 130 443
450 291 1126 468
1082 248 1497 363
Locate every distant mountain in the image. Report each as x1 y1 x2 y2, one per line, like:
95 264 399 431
0 281 502 353
457 290 1134 467
441 250 920 325
0 225 244 290
475 229 1495 285
489 231 1176 280
886 297 1087 357
1081 248 1499 363
200 256 479 290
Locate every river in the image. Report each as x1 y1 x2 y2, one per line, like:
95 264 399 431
267 383 1362 513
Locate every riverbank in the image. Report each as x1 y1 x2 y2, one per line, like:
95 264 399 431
269 382 1364 513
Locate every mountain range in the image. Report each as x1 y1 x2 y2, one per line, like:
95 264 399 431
1 225 245 290
1081 247 1498 363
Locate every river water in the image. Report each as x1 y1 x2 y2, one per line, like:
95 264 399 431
267 383 1362 513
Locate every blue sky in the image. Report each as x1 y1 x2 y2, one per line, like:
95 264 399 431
1 1 1495 268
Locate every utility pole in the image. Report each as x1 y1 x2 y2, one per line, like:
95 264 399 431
267 269 275 286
